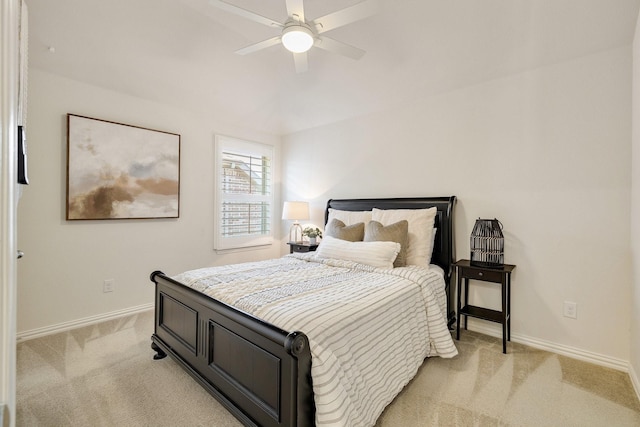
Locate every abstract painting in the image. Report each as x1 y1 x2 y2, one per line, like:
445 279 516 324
66 114 180 220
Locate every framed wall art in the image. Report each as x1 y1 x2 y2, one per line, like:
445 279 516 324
66 114 180 220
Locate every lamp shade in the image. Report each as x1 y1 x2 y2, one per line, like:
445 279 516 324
281 25 314 53
282 201 309 221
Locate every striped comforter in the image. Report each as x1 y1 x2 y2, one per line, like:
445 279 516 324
174 253 458 427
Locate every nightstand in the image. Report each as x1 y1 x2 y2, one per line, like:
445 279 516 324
287 242 319 254
454 259 516 353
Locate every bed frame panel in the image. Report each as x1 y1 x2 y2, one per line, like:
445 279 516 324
150 196 456 427
151 272 313 427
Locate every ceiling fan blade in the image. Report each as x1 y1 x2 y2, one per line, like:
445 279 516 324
293 52 308 73
285 0 305 23
235 36 281 55
312 0 378 34
314 36 365 60
209 0 283 28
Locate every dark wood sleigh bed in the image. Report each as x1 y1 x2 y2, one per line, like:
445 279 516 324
150 196 456 427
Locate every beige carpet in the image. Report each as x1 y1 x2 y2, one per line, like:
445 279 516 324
16 310 640 426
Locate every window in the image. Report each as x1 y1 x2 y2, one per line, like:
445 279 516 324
214 135 274 250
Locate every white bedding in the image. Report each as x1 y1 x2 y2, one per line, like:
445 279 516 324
174 253 458 427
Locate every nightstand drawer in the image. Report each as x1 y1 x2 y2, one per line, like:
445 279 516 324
287 242 319 253
290 244 311 252
462 267 503 283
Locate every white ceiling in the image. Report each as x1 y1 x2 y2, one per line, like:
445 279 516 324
26 0 640 135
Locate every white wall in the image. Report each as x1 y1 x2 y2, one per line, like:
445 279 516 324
631 8 640 394
17 68 283 334
284 47 632 363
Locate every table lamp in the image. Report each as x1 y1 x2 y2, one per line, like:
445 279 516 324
282 201 309 243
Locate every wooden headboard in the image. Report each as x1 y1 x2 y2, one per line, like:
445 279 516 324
325 196 457 326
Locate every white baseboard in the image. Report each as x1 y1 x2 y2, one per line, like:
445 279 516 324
464 319 629 372
630 363 640 404
16 303 154 342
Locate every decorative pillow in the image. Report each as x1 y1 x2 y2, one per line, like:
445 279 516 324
316 236 400 269
364 220 409 267
371 207 437 267
325 219 365 242
326 209 372 226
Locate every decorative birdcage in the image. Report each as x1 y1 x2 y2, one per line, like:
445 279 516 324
470 218 504 268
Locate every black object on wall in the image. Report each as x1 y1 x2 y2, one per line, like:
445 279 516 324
17 125 28 185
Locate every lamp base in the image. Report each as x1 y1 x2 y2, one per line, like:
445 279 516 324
289 222 303 243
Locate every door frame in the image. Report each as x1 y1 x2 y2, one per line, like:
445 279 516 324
0 0 20 426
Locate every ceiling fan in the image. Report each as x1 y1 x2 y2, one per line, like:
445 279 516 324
209 0 378 73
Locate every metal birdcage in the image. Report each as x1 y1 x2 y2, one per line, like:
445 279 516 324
470 218 504 268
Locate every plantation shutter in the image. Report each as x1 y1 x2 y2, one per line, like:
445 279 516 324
214 135 274 250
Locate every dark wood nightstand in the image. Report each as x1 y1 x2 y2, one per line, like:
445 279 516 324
287 242 319 254
454 259 516 353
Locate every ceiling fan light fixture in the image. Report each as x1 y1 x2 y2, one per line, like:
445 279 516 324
281 25 314 53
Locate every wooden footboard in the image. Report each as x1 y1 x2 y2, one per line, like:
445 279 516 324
150 271 314 427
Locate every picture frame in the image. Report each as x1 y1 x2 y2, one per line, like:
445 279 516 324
66 114 180 220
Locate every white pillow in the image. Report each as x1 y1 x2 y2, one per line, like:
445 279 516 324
326 209 372 227
316 235 400 269
371 207 437 267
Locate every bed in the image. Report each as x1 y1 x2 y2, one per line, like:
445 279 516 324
150 196 457 427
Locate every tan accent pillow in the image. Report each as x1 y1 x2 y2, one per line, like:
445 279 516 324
325 219 365 242
372 207 437 266
364 220 409 267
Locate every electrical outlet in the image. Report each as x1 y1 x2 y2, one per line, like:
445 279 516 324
563 301 577 319
103 279 114 293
